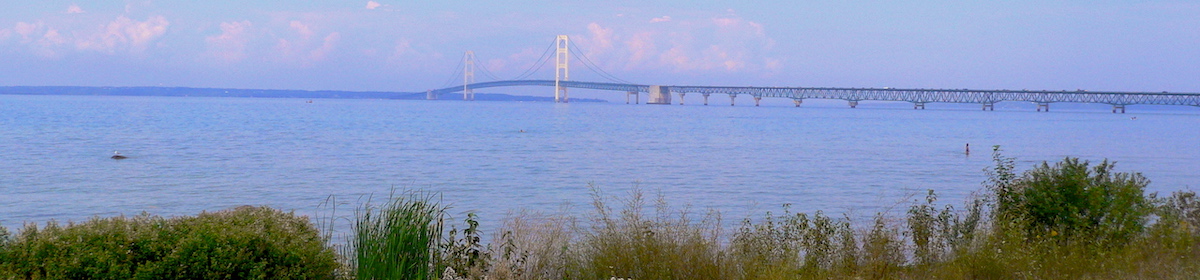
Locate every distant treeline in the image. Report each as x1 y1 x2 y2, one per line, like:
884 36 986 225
0 86 606 102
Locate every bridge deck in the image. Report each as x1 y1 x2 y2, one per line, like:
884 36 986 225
428 80 1200 107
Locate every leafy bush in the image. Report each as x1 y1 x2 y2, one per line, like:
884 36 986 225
0 206 338 279
986 146 1152 247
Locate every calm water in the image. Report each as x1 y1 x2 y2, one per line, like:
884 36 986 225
2 94 1198 234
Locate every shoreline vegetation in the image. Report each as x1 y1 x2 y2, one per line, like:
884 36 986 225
3 147 1199 279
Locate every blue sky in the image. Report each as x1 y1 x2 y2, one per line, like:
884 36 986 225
1 1 1198 94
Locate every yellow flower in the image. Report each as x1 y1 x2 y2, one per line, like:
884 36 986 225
1050 230 1058 237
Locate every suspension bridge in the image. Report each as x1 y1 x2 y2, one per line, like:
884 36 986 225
425 35 1200 113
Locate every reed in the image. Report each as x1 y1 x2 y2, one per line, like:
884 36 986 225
346 190 446 280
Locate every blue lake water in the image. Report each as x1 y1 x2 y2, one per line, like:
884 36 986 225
2 94 1198 234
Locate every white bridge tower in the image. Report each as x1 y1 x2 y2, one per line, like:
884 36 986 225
555 35 569 103
463 51 476 101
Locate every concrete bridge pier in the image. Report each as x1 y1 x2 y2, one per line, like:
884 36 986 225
754 96 762 106
1036 102 1050 112
1113 104 1126 113
793 99 803 107
426 90 437 100
679 92 686 105
626 91 639 104
914 102 926 110
729 94 737 106
647 86 671 104
849 100 859 108
702 93 710 105
982 102 995 111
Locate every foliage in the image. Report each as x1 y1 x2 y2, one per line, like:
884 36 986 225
986 146 1152 247
5 149 1196 279
0 206 338 280
346 190 445 280
569 185 725 280
442 212 488 278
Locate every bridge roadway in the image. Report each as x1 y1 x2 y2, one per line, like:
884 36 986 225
427 79 1200 112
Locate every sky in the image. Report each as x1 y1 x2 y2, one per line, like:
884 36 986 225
1 1 1198 95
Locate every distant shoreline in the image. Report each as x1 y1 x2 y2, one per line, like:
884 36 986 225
0 86 607 102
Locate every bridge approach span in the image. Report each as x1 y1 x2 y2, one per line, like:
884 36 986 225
427 79 1200 111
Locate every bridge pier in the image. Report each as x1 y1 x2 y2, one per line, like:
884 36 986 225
679 92 686 105
426 90 437 100
729 94 737 106
1113 104 1126 113
793 99 803 107
647 85 671 104
914 102 925 110
982 103 995 111
849 100 859 108
754 96 762 106
703 93 710 105
1036 102 1049 112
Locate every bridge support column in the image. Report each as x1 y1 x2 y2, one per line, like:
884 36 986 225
793 99 803 107
679 92 686 105
703 93 710 105
647 86 671 104
1037 102 1049 112
1113 104 1126 113
983 103 994 111
729 94 737 106
754 96 762 106
426 90 437 100
626 91 639 104
849 100 859 108
914 102 925 110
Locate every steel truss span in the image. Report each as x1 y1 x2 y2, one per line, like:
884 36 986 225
428 80 1200 108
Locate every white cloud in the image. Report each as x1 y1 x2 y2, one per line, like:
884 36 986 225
290 21 314 39
308 32 340 62
42 29 66 45
565 13 780 75
4 22 65 57
366 1 382 10
585 22 614 56
625 32 656 66
14 22 41 41
273 20 341 66
75 15 170 54
205 21 253 63
67 4 85 14
391 39 412 57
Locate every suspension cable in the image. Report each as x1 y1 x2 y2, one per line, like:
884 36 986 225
438 54 467 88
474 60 504 81
510 39 558 80
568 40 632 84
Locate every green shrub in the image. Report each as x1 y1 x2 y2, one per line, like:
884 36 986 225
0 206 338 280
135 206 340 279
986 146 1152 247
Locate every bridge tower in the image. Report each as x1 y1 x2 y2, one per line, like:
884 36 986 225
463 51 476 101
555 35 569 103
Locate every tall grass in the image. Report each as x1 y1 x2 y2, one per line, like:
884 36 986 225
346 190 446 280
4 147 1197 279
570 186 725 280
425 147 1200 280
